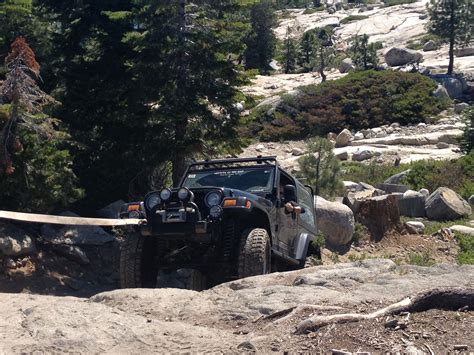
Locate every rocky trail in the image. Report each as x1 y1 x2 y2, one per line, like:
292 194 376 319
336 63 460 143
0 259 472 353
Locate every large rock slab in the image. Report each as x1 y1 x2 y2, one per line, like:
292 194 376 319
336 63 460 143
315 196 355 246
384 47 423 67
41 211 115 245
425 187 472 221
384 170 410 184
398 190 426 218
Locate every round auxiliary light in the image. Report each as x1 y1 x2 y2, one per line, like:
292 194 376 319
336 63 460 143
160 188 172 201
178 187 192 202
209 205 223 219
205 191 222 207
145 192 161 210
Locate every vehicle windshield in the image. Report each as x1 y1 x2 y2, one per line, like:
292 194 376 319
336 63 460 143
183 167 274 193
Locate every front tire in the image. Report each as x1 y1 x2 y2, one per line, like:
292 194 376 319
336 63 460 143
119 230 159 288
238 228 271 278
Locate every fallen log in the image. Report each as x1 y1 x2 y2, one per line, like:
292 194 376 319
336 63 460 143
294 287 474 334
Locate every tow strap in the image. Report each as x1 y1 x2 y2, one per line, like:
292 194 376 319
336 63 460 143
0 210 143 226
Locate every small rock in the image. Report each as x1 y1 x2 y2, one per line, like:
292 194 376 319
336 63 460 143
433 84 450 99
390 122 400 128
327 132 337 141
436 142 450 149
336 151 349 161
419 188 430 197
339 58 355 74
453 345 468 351
331 350 351 355
327 6 336 14
352 150 373 161
292 147 305 156
385 47 423 67
0 224 36 256
419 13 428 19
335 129 353 147
354 132 364 140
454 102 469 114
4 257 17 269
255 144 266 153
405 221 425 234
233 102 244 112
449 225 474 236
423 40 437 52
384 319 398 328
238 341 257 352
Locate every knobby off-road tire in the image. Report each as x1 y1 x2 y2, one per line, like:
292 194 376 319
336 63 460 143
238 228 271 278
120 230 159 288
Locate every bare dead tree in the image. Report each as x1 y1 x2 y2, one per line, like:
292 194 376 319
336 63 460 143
0 36 58 175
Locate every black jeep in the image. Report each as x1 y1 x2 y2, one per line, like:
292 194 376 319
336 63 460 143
119 156 319 289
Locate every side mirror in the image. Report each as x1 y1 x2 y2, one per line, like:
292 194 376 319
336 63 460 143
283 184 297 203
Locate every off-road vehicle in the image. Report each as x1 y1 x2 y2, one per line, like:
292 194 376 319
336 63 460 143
119 156 319 289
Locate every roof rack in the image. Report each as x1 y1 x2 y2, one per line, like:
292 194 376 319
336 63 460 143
187 156 278 170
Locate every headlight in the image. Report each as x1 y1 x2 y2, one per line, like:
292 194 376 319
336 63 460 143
178 187 193 202
205 191 222 207
145 192 161 210
160 188 172 201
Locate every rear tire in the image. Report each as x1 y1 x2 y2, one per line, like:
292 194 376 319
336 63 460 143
238 228 271 278
120 230 159 288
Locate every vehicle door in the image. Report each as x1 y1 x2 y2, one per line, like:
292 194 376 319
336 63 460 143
291 181 317 259
275 169 298 254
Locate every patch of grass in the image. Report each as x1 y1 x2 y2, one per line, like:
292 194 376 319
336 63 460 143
341 161 408 186
456 233 474 265
406 251 436 266
303 6 325 14
330 252 340 263
340 15 369 24
383 0 417 7
406 33 444 50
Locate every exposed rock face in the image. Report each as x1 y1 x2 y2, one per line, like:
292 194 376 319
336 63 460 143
423 40 437 52
41 212 115 245
384 170 410 184
335 129 353 147
339 58 355 73
398 190 426 218
314 196 355 246
425 187 472 221
384 47 423 67
357 195 401 241
376 183 409 194
0 223 35 256
336 151 348 160
291 147 305 156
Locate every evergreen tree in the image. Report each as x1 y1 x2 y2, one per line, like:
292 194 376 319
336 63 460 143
297 137 342 198
299 30 315 71
427 0 473 75
311 28 335 82
349 34 378 70
282 27 298 73
244 0 277 72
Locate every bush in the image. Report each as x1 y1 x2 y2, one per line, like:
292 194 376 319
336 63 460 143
340 15 369 24
340 161 406 186
402 151 474 199
456 233 474 265
249 70 450 141
406 33 444 50
460 106 474 154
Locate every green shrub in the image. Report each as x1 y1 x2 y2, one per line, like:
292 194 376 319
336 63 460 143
402 151 474 199
249 70 450 141
303 6 324 14
340 15 369 24
460 106 474 154
406 33 444 50
383 0 417 7
407 251 436 266
456 233 474 265
341 161 407 186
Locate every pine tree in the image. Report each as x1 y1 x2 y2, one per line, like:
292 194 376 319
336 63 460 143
349 34 378 70
311 28 335 82
282 27 298 74
244 0 277 72
299 30 315 71
427 0 473 75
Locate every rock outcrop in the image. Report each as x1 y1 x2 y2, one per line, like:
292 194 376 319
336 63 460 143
398 190 426 218
314 196 355 246
335 129 353 147
0 223 36 256
339 58 355 73
425 187 472 221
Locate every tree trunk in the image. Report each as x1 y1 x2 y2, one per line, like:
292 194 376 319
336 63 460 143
447 0 455 75
172 0 188 186
319 46 326 82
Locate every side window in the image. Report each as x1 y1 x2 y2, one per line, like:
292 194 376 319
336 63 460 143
278 170 294 198
296 181 315 229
